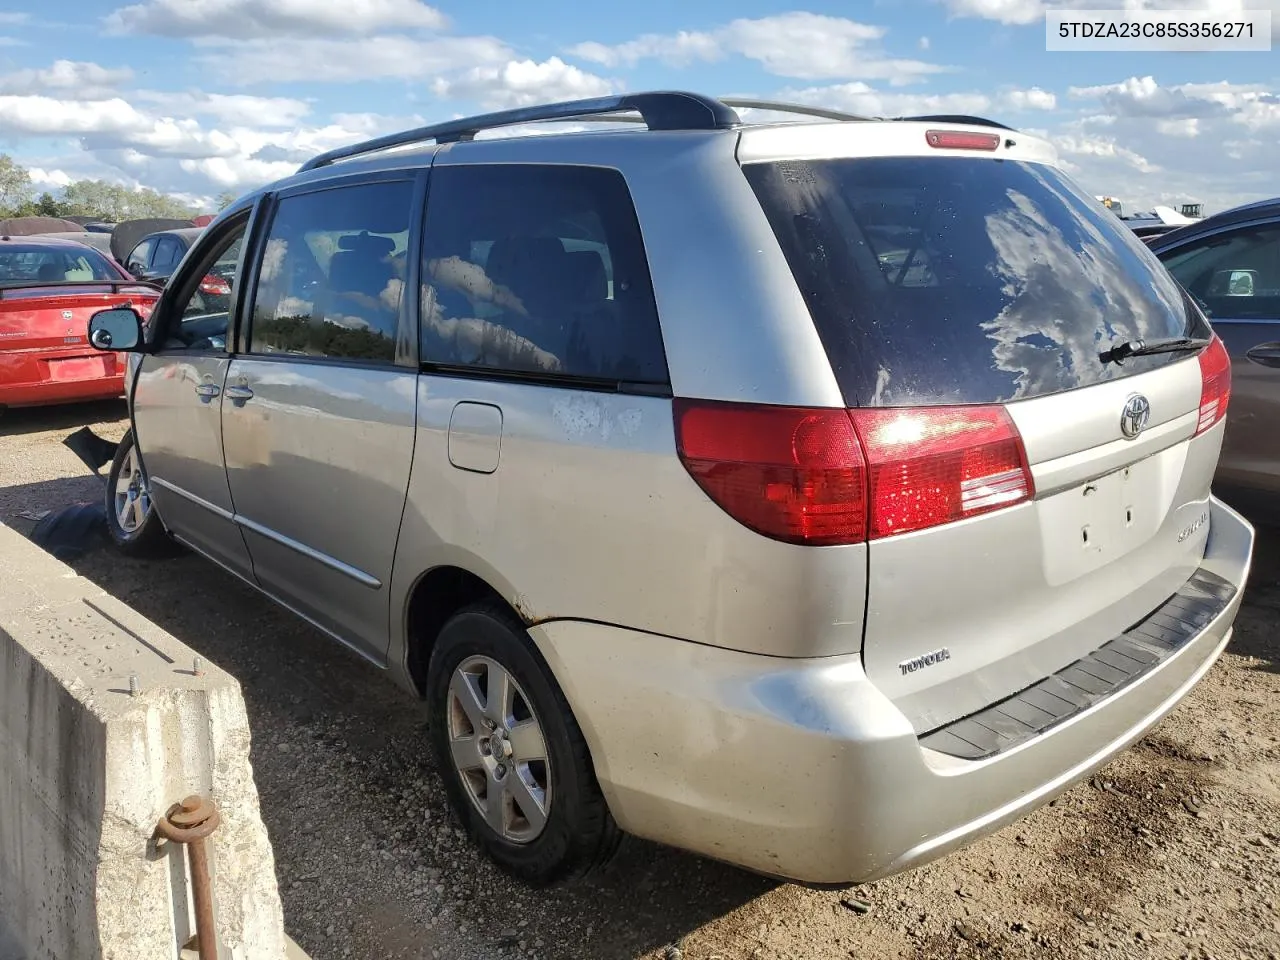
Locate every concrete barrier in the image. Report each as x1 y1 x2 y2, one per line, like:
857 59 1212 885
0 521 295 960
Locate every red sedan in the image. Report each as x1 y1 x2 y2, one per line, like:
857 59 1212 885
0 235 161 410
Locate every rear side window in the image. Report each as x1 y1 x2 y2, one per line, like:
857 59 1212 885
248 180 412 364
744 157 1200 407
419 164 668 385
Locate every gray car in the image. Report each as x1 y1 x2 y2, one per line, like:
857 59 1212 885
86 92 1255 887
1147 199 1280 524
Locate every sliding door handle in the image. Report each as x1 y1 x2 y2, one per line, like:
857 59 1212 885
224 384 254 406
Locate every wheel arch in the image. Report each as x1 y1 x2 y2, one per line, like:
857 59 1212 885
399 559 538 697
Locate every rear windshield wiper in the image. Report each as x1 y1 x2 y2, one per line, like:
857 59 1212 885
1099 336 1212 366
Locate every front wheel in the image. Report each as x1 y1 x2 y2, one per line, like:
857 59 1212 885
426 602 620 884
105 429 180 558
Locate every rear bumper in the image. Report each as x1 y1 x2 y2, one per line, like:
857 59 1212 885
0 350 123 408
528 496 1254 884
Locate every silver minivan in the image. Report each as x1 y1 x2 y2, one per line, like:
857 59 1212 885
88 92 1254 887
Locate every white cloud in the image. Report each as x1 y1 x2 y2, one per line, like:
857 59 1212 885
940 0 1049 23
569 12 946 84
1053 133 1161 173
106 0 446 38
1002 87 1057 110
778 81 992 117
1070 76 1280 130
1156 117 1201 137
0 13 29 25
27 167 72 188
203 34 512 84
919 36 931 49
0 60 134 96
432 57 614 110
133 90 312 127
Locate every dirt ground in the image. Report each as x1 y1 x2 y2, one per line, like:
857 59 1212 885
4 399 1279 960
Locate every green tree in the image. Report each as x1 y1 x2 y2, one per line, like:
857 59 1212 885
0 154 34 216
215 191 238 211
59 180 196 221
12 192 71 218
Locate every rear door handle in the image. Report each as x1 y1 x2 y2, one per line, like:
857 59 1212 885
194 382 221 403
1246 342 1280 368
224 384 254 406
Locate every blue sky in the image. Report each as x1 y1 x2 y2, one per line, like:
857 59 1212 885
0 0 1276 213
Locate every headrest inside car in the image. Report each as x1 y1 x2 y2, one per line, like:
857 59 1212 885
338 231 396 257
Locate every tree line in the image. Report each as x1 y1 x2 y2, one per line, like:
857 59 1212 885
0 153 236 222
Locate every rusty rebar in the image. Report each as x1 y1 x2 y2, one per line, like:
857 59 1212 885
156 794 221 960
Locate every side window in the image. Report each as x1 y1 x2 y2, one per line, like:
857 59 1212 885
247 180 411 364
419 164 668 384
157 220 247 352
153 236 183 273
125 238 154 277
1164 226 1280 320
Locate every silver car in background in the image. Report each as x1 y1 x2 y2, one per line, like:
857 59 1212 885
87 92 1254 887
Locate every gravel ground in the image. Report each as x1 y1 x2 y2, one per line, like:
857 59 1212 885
4 399 1280 960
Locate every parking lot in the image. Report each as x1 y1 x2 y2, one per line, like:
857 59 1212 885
4 399 1279 960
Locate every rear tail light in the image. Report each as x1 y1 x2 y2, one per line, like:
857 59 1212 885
673 400 866 545
673 400 1034 545
851 406 1033 539
1195 334 1231 436
925 129 1001 151
199 274 232 296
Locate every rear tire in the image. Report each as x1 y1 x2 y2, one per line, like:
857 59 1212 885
105 428 180 559
426 601 620 884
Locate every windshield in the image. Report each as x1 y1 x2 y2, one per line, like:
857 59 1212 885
0 243 122 288
743 156 1203 407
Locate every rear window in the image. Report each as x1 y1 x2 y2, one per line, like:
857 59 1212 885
743 156 1203 407
0 244 120 287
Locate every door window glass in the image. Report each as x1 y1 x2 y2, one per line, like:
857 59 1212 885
1163 225 1280 321
152 235 184 274
157 220 247 352
248 180 412 363
419 164 668 384
125 238 154 277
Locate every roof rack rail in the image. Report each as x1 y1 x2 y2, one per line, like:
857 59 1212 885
895 114 1016 131
718 98 870 122
299 91 742 172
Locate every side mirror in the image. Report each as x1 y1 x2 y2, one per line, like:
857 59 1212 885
88 307 144 352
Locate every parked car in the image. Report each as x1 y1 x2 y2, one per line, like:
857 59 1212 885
109 218 197 265
86 92 1254 887
41 231 116 257
0 235 160 409
123 226 236 313
1147 198 1280 523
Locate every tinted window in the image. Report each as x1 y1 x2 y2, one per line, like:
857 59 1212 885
157 219 247 352
0 244 121 286
125 238 154 276
1162 225 1280 321
419 164 667 384
744 157 1201 407
153 235 184 273
248 180 412 363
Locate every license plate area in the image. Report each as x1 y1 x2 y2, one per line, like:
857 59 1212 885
1039 456 1166 585
47 356 108 381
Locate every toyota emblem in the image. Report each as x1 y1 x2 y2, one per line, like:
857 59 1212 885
61 310 73 320
1120 394 1151 440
